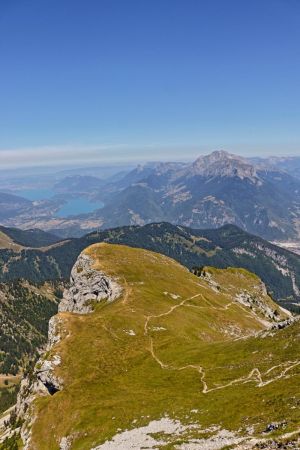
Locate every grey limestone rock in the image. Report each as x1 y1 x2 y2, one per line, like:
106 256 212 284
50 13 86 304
59 253 122 314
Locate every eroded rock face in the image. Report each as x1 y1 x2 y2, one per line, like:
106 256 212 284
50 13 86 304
13 315 63 449
10 250 122 449
36 355 62 395
59 253 122 314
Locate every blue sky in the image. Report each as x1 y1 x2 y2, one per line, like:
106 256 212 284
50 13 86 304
1 0 300 166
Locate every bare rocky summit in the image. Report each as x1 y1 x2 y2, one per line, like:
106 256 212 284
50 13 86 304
187 150 260 182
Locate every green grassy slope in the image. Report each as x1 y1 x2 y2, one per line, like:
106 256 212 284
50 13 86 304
26 244 299 449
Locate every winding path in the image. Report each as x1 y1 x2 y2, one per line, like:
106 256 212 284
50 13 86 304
143 292 300 394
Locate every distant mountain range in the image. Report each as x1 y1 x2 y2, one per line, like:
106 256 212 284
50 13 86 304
87 150 300 241
1 150 300 241
0 222 299 312
250 155 300 179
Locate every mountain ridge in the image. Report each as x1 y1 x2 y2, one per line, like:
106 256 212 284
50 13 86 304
76 150 300 240
6 244 299 449
0 222 299 311
1 151 300 240
0 226 60 248
184 150 260 181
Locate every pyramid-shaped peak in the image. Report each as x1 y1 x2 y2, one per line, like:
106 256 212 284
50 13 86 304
190 150 259 181
194 150 246 164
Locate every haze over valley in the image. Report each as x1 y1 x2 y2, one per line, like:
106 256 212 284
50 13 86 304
1 150 300 244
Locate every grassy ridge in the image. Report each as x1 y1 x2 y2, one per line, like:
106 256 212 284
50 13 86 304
27 244 299 449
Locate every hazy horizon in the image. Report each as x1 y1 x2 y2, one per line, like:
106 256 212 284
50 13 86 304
1 145 300 170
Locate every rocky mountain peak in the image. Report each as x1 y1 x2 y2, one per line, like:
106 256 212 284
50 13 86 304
189 150 260 182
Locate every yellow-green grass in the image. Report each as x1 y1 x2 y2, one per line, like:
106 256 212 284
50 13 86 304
0 231 23 251
28 244 299 449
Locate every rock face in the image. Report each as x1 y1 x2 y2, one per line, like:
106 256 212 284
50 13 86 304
36 354 62 395
10 250 122 449
59 253 122 314
13 315 64 449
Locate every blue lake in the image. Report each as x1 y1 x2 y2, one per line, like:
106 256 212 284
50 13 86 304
56 198 104 217
20 189 103 217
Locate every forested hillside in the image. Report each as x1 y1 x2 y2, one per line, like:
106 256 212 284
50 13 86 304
0 223 299 311
0 281 63 414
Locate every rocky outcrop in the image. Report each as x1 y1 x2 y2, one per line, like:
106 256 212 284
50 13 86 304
36 354 62 395
9 250 122 449
271 316 298 330
59 436 72 450
59 253 122 314
199 269 290 324
234 289 277 321
14 315 64 449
